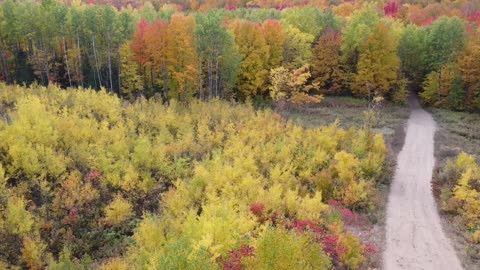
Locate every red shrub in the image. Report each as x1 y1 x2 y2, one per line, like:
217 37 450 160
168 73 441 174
63 207 79 225
271 211 282 225
249 203 264 218
336 240 349 259
223 245 255 270
339 208 368 227
364 243 377 255
322 234 341 264
328 200 369 227
86 170 101 183
327 199 343 208
290 219 326 236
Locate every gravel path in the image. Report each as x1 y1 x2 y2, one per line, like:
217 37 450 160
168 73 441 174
383 95 463 270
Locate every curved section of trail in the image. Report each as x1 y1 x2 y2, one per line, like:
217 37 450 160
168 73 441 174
384 96 463 270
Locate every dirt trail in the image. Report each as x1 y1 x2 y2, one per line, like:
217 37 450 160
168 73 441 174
384 95 463 270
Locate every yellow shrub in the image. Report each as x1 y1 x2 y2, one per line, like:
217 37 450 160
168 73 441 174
453 168 480 227
133 214 166 253
297 192 327 222
247 227 332 270
5 196 34 236
104 195 134 226
100 258 130 270
343 180 370 209
21 236 49 270
0 85 387 267
446 153 480 244
333 151 359 185
184 200 257 259
338 232 365 269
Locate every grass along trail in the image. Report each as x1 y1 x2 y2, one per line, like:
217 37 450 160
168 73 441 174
384 94 463 270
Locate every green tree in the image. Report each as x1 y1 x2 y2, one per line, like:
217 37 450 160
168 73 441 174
282 26 314 69
196 10 239 99
281 6 338 40
84 5 104 89
341 5 380 66
99 5 119 92
398 24 426 90
423 16 465 74
447 76 465 111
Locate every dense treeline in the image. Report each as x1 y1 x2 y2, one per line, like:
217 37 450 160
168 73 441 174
0 84 385 268
1 0 480 109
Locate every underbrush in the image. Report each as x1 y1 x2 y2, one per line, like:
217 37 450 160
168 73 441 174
278 96 410 268
280 97 409 205
436 153 480 263
0 84 388 269
431 109 480 267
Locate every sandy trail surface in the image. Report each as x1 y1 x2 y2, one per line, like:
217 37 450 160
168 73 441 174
383 95 463 270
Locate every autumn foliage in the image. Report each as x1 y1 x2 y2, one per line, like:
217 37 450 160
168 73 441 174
439 153 480 251
0 84 385 268
1 1 480 109
0 0 479 268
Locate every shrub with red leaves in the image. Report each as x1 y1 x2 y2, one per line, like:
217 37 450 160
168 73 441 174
364 243 377 255
86 170 101 183
223 245 255 270
268 209 370 267
249 203 264 218
271 211 282 225
327 199 343 208
321 234 339 261
328 200 369 227
339 208 368 227
289 219 326 236
63 207 79 225
284 219 343 264
336 240 349 259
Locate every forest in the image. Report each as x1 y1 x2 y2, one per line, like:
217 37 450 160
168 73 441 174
0 0 480 269
0 0 479 109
